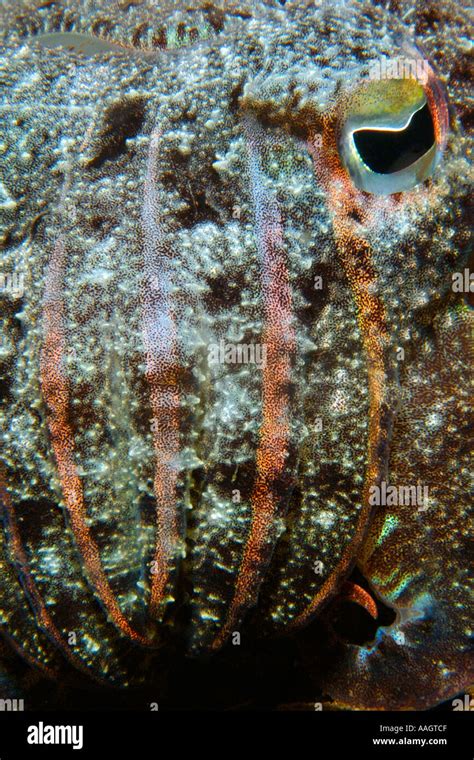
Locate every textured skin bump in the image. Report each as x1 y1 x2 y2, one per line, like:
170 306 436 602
0 0 472 707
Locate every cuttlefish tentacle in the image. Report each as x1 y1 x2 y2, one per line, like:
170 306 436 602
141 129 182 621
40 237 155 648
212 116 296 649
0 465 116 684
288 114 397 630
0 467 60 679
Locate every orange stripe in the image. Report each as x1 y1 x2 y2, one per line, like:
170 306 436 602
40 239 153 646
339 581 378 620
147 364 180 618
0 469 59 678
423 65 449 154
289 123 392 629
212 121 295 648
141 130 181 619
0 466 110 680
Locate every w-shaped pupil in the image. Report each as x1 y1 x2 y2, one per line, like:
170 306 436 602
353 102 435 174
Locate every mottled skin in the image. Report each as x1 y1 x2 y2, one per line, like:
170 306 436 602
0 0 472 709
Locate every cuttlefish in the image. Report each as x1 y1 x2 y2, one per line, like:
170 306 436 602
0 0 471 709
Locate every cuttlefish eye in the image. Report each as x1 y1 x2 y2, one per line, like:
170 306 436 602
338 76 447 195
